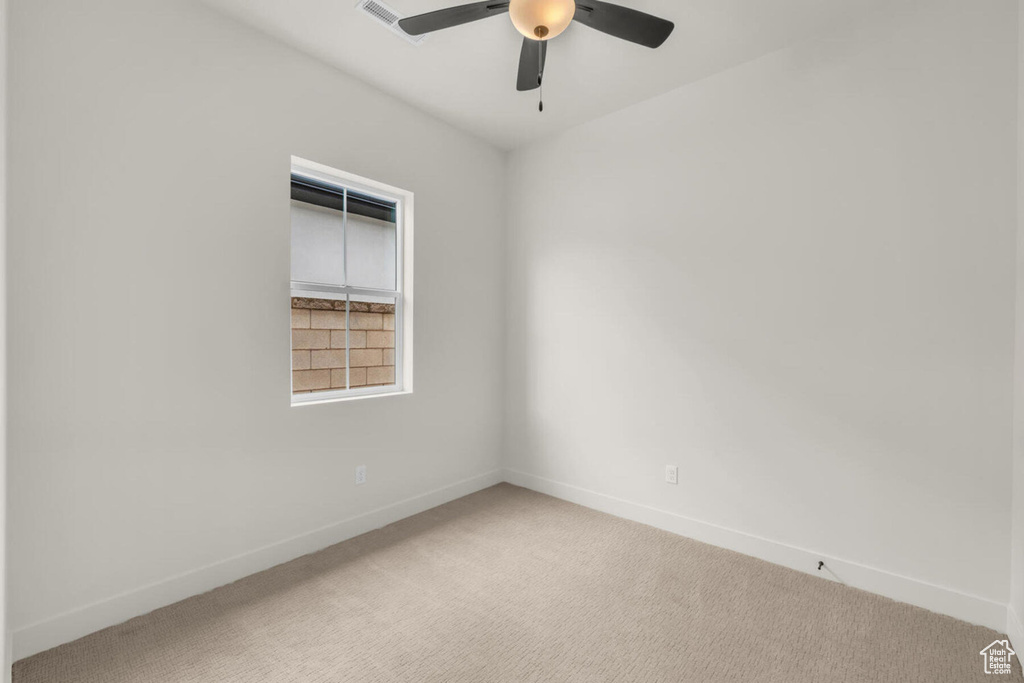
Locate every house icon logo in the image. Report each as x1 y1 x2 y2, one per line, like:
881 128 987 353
980 640 1016 675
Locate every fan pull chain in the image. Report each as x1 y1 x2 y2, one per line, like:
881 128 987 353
538 41 544 113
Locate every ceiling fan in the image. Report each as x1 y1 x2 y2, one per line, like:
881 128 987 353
398 0 674 110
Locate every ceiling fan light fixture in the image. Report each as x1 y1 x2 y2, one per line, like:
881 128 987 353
509 0 575 41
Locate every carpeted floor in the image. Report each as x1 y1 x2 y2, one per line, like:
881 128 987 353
14 483 1021 682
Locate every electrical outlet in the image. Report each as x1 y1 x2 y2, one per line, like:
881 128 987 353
665 465 678 485
355 465 367 486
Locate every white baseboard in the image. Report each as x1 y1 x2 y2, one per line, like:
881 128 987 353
503 468 1008 633
12 466 1010 663
12 469 503 662
1008 604 1024 653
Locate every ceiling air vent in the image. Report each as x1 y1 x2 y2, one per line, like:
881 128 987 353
356 0 428 46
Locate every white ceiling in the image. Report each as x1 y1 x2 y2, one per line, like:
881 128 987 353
201 0 890 149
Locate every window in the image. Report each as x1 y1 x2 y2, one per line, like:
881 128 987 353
290 157 412 404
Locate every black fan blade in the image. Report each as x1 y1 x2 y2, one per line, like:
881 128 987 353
398 1 510 36
516 38 547 92
573 1 674 48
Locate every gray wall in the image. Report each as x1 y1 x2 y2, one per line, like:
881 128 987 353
1010 0 1024 648
1 0 7 676
505 0 1017 626
7 0 506 657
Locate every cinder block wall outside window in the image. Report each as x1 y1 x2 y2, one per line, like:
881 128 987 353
291 298 396 393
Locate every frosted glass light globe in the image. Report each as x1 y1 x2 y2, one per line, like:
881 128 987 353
509 0 575 41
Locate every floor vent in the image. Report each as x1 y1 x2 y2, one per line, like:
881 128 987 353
356 0 428 45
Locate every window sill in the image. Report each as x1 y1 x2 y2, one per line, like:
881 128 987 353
290 387 412 407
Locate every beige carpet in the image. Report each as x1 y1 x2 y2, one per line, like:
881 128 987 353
14 483 1020 682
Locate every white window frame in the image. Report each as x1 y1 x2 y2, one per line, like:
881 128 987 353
290 156 414 406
